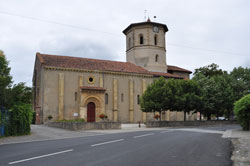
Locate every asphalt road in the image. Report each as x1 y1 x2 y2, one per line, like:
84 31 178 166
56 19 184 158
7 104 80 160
0 128 232 166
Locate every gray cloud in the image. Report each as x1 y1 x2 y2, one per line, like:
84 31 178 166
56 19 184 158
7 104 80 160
39 35 116 61
0 0 249 86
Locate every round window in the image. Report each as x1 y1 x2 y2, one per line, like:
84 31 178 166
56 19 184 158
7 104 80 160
89 77 93 82
87 76 95 84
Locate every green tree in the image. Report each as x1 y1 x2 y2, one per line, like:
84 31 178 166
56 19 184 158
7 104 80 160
175 79 202 121
212 74 235 119
230 66 250 98
0 50 33 136
11 82 32 105
0 51 12 108
140 77 168 120
194 63 225 78
234 94 250 131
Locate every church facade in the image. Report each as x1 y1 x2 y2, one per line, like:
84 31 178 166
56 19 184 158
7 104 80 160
33 20 195 124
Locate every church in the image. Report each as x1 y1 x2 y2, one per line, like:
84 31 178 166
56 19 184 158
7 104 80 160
33 20 195 124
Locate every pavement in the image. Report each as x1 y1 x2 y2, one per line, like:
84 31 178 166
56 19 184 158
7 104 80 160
0 125 232 166
0 124 249 166
223 129 250 166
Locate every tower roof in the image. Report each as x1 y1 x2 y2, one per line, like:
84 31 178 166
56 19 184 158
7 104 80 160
123 21 168 34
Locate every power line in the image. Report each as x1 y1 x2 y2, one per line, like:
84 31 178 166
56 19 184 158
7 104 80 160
0 10 120 36
0 10 249 57
168 43 249 57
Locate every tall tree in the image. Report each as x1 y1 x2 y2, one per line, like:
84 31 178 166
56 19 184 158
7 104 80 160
176 80 202 121
140 77 168 120
230 66 250 97
0 50 12 108
194 63 225 78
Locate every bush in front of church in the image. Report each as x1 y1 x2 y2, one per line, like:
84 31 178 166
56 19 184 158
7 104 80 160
234 94 250 131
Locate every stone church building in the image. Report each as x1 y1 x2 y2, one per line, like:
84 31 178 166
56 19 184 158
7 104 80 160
33 20 195 124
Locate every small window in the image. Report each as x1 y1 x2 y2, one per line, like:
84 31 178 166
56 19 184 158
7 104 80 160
121 93 124 102
87 76 95 84
154 35 157 45
155 54 158 62
89 77 93 82
105 93 108 104
75 92 77 101
139 34 144 45
128 38 131 48
137 95 140 105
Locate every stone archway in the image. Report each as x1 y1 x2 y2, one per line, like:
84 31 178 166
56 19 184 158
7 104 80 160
80 95 104 122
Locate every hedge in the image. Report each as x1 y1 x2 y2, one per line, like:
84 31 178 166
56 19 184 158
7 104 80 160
234 94 250 131
5 103 33 136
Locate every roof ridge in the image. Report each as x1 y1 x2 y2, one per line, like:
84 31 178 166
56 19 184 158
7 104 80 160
36 53 151 75
38 53 131 64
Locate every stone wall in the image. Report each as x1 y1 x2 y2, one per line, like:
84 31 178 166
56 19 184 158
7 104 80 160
48 122 121 131
146 120 238 128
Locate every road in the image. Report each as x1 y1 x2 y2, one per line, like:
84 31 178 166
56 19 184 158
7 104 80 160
0 127 233 166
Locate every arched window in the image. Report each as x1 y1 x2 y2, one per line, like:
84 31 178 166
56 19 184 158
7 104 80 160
105 93 108 104
128 38 131 48
121 93 124 102
155 54 158 62
154 35 158 45
137 95 140 104
139 34 144 45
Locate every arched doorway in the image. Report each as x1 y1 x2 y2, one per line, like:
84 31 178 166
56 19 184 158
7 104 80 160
87 102 96 122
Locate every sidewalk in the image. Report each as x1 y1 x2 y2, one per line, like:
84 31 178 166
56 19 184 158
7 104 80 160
225 129 250 166
0 124 160 145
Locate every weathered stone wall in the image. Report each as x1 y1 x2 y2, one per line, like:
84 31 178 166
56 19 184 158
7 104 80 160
146 120 238 128
48 122 121 130
41 68 155 124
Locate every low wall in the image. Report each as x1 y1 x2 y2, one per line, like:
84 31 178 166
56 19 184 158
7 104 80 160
146 120 238 128
48 122 121 131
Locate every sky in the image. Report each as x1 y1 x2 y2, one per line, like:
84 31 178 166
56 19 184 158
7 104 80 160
0 0 249 86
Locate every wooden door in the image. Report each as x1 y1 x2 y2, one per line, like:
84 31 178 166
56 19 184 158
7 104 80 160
87 102 95 122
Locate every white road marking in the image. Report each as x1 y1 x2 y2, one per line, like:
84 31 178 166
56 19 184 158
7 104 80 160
8 149 73 165
91 139 124 147
160 130 173 133
173 128 224 134
133 133 154 138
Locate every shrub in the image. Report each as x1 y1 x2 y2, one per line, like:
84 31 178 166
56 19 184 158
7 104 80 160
234 94 250 130
5 103 33 136
47 115 53 120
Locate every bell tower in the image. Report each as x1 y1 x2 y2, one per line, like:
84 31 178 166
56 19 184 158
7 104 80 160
123 20 168 72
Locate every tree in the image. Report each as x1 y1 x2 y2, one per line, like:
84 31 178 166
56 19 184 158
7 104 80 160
0 50 33 136
230 66 250 98
176 80 202 121
0 50 12 108
194 63 225 78
140 77 168 120
10 82 32 105
212 74 235 119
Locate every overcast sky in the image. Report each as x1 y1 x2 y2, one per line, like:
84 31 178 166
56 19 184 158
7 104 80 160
0 0 249 86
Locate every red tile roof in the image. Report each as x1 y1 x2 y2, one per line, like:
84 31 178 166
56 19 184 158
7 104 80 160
167 65 192 73
149 71 182 79
36 53 191 77
80 86 106 91
37 53 150 75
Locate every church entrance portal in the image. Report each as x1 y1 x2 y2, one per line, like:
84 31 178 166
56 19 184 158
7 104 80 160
87 102 95 122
